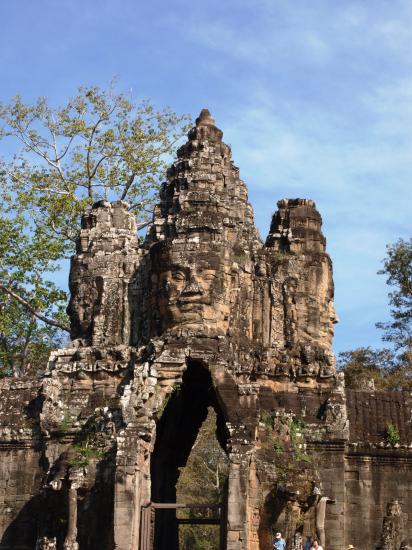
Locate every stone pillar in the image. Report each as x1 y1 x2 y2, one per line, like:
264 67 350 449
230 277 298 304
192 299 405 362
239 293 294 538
113 432 152 550
63 481 79 550
227 459 248 550
316 496 334 548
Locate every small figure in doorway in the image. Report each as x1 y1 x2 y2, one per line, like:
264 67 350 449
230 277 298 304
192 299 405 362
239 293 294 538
311 539 324 550
273 531 286 550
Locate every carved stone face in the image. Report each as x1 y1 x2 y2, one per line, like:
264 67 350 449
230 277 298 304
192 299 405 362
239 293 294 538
67 279 99 342
150 242 231 336
328 300 339 329
307 260 338 346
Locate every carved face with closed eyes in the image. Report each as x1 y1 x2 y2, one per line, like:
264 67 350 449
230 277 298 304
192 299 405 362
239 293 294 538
149 242 232 336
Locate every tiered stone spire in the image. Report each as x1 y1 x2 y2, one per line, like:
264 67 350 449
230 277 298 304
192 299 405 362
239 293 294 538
148 108 260 248
266 198 326 252
140 110 261 341
263 198 337 372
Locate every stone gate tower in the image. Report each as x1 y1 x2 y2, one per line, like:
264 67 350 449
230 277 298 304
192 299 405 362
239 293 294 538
0 111 411 550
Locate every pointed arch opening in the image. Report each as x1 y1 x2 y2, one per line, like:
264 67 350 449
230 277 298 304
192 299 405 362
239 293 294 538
150 358 229 550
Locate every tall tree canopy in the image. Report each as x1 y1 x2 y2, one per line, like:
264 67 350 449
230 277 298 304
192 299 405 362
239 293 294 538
0 84 191 376
339 238 412 390
376 238 412 354
176 408 228 550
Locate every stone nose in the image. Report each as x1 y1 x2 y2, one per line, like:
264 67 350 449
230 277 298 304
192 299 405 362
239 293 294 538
181 274 203 296
330 301 339 324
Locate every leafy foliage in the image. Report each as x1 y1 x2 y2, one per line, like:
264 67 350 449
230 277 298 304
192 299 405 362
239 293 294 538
385 422 401 446
0 294 66 377
176 407 228 550
260 409 274 430
0 85 191 225
260 410 311 465
338 346 412 391
158 383 182 419
288 418 311 462
0 212 69 328
339 239 412 391
376 238 412 354
68 442 105 468
57 413 73 434
0 84 191 376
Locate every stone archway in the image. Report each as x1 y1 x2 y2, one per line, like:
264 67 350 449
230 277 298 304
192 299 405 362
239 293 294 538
150 358 229 550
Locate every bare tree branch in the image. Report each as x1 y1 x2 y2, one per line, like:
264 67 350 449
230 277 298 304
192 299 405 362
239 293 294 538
86 102 118 198
136 220 151 231
121 172 136 201
128 200 150 212
88 154 109 181
0 284 70 332
13 124 70 189
20 317 35 376
86 117 105 198
50 220 77 243
4 167 70 197
48 120 70 186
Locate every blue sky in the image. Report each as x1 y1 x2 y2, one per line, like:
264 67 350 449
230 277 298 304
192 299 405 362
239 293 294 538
1 0 412 353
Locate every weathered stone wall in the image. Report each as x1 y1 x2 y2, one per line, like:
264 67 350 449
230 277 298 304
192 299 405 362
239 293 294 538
0 110 411 550
344 390 412 550
344 451 412 549
0 379 43 549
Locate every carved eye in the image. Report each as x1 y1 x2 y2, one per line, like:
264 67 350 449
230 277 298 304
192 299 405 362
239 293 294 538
202 271 217 281
172 270 186 281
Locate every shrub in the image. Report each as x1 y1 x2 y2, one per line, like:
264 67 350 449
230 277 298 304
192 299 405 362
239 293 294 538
385 422 400 446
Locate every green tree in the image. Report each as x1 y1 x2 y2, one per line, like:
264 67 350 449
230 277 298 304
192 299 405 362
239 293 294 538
376 238 412 354
0 84 191 375
338 346 412 391
0 296 66 378
176 407 228 550
339 238 412 390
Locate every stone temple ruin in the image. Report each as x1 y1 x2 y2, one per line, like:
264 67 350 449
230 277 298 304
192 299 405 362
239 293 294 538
0 110 411 550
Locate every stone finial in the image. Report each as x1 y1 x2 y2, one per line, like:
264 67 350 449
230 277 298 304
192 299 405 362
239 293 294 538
195 108 216 127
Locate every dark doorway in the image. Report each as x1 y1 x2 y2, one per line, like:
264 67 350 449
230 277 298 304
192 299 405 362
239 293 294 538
150 359 228 550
